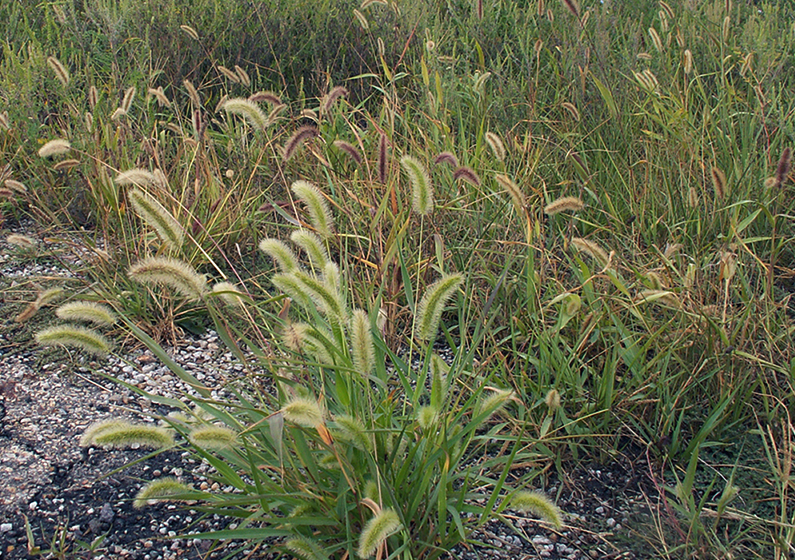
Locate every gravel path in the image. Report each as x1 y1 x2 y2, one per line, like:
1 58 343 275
0 223 651 559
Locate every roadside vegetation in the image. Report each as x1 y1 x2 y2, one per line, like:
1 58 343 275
1 0 794 557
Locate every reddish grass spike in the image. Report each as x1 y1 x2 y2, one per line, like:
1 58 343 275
283 126 319 162
776 147 791 186
711 166 727 200
333 140 363 165
560 0 579 19
378 132 388 184
453 166 481 187
249 91 282 106
322 86 349 114
434 152 459 167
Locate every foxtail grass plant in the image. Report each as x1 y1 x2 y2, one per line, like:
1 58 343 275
60 178 558 560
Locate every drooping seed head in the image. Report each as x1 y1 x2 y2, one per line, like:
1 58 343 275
357 508 402 559
188 425 238 450
128 188 185 249
234 65 251 87
35 324 111 357
221 98 269 131
544 196 584 215
56 301 116 326
283 126 320 161
683 50 694 75
484 131 507 162
121 86 136 113
509 491 563 529
290 229 329 267
400 155 434 216
128 257 206 301
433 151 459 167
776 147 791 187
414 273 463 342
182 80 201 108
333 140 363 165
322 86 348 114
217 65 240 83
133 477 192 509
147 86 171 107
291 180 334 238
259 238 300 272
570 237 610 267
38 139 71 158
350 308 375 376
453 166 481 187
211 282 246 308
282 397 324 427
284 537 330 560
710 166 728 200
333 414 372 452
46 56 70 86
560 102 580 121
378 132 389 184
648 27 663 53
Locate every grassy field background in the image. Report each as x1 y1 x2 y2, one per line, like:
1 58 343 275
2 0 794 557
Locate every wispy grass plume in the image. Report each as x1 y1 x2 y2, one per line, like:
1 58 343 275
570 237 610 267
322 86 348 114
283 397 324 427
509 491 563 529
544 196 584 215
711 166 728 200
128 257 207 301
333 140 363 165
453 166 481 187
284 126 319 161
291 181 334 238
128 188 184 250
56 301 116 326
35 324 111 357
81 419 174 449
222 98 269 131
188 425 238 450
414 273 463 341
46 56 70 86
400 155 434 216
134 478 192 509
351 308 375 376
484 132 506 162
290 230 329 267
38 139 71 158
259 238 300 272
358 508 402 559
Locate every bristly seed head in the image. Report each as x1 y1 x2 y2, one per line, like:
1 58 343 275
484 132 507 162
221 98 269 131
333 140 363 165
433 152 459 167
322 86 348 114
453 166 481 187
291 180 334 239
544 196 584 215
283 126 319 161
570 237 610 267
38 139 71 158
400 155 434 216
46 56 70 87
128 256 206 301
776 147 791 187
710 166 728 200
35 324 111 357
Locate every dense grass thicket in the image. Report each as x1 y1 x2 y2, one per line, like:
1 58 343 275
2 0 795 557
